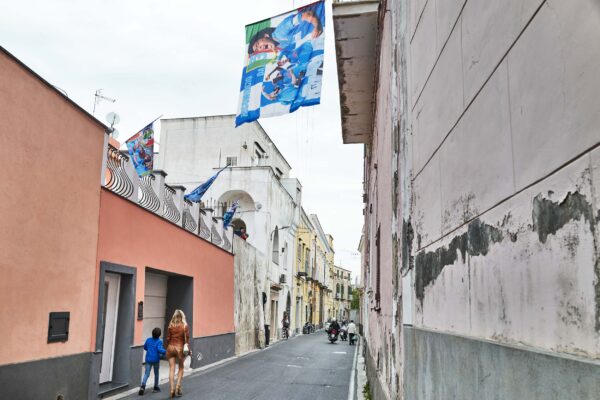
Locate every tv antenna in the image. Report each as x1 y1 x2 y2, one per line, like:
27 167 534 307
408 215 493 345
93 89 116 116
105 112 120 139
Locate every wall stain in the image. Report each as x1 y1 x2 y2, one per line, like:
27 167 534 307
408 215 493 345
532 192 594 243
415 190 599 306
401 219 414 274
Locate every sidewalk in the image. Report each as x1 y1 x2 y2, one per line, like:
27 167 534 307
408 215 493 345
353 336 367 400
105 333 304 400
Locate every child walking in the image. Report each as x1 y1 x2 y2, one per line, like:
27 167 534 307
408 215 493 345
139 327 166 395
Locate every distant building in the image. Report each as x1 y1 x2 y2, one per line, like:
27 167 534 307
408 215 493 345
332 265 352 320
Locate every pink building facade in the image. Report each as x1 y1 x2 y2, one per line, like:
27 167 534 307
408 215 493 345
0 47 235 399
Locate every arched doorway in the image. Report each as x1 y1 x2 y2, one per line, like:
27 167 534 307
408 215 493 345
216 190 256 244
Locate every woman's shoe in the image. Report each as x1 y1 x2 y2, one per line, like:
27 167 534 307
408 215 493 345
170 388 175 398
175 384 182 397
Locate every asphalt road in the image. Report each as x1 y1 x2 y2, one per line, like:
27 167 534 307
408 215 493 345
126 332 357 400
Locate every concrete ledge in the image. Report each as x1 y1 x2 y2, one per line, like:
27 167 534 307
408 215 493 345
0 352 92 399
404 326 600 400
192 332 235 368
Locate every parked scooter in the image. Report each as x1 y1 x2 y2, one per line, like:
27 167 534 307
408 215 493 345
328 328 339 343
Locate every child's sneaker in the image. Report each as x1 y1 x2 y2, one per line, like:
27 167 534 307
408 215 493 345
138 385 145 395
153 387 161 393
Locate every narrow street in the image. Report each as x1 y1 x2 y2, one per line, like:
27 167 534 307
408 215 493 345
123 333 357 400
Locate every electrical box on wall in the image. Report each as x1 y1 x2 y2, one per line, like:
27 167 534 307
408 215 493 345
48 312 70 343
137 301 144 320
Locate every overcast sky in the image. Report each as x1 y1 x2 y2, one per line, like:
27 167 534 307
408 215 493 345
1 0 363 277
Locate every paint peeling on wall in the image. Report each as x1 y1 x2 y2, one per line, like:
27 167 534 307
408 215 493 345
415 191 599 305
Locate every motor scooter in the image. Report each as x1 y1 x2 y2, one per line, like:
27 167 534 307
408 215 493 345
328 328 339 343
340 326 348 341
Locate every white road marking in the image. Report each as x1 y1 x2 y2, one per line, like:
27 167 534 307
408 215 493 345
333 351 347 354
286 364 302 368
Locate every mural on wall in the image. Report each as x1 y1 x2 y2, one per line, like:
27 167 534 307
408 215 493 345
235 1 326 126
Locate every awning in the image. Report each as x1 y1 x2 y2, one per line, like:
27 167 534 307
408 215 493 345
332 1 380 144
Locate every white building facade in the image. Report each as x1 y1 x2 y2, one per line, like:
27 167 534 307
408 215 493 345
157 115 301 343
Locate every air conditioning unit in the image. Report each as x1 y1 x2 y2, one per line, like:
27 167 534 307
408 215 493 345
279 274 286 284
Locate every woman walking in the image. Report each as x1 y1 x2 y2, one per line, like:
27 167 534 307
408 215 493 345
165 309 191 398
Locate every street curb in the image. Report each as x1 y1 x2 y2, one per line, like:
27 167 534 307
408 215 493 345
355 336 367 400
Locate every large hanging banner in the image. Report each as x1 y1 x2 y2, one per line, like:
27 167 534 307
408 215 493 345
235 1 326 127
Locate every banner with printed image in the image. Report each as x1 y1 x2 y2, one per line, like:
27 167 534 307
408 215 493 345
126 122 154 177
235 1 326 126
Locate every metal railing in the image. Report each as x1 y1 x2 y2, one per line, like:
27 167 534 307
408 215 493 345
163 184 181 224
138 174 160 212
102 144 234 253
105 145 134 198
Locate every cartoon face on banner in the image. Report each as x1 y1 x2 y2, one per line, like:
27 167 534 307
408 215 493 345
126 123 154 177
235 1 326 126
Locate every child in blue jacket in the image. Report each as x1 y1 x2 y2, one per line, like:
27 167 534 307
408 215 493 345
139 327 166 395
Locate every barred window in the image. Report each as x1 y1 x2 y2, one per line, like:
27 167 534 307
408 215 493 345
226 156 237 166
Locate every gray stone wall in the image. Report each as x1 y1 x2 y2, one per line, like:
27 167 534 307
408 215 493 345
0 352 92 399
404 327 600 400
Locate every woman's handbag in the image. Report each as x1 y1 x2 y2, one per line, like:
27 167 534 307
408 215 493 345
183 326 190 357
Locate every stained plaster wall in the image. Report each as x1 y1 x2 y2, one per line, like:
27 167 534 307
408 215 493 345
358 0 600 398
233 235 268 353
362 4 402 399
408 0 600 361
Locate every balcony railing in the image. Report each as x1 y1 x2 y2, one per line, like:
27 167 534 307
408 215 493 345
102 144 234 253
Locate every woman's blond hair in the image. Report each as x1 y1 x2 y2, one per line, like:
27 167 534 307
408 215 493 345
169 309 188 328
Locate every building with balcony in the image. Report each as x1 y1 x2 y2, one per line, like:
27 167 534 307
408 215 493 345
332 265 352 321
293 209 317 332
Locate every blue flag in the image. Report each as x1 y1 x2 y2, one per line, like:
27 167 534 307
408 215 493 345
223 200 240 229
184 165 229 203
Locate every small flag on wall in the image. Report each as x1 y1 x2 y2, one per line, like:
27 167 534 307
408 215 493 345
126 123 155 177
235 0 326 126
184 165 229 203
223 200 240 229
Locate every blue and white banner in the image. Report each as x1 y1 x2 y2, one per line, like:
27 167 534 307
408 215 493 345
222 200 239 229
235 1 326 126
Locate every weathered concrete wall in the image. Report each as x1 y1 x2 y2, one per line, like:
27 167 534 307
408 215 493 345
409 0 600 361
233 236 268 354
361 4 402 399
356 0 600 398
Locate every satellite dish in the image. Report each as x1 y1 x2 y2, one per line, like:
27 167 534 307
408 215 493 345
106 112 120 127
110 129 119 139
